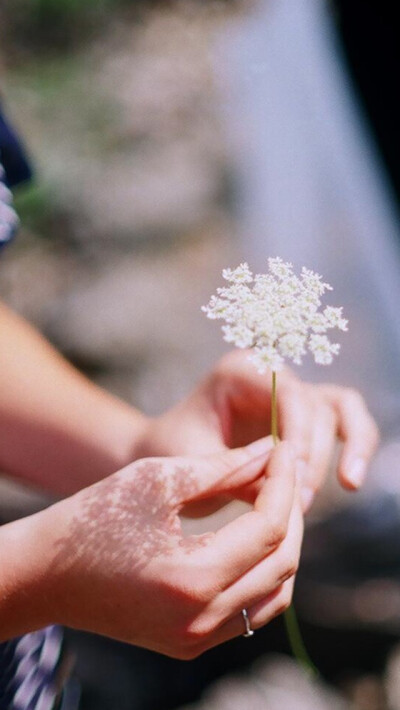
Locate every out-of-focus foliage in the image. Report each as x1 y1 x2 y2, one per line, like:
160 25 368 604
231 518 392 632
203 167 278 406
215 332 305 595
1 0 237 58
13 184 61 245
1 0 144 56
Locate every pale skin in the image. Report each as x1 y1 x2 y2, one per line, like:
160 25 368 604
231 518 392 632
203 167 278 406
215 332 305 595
0 301 379 655
0 440 302 658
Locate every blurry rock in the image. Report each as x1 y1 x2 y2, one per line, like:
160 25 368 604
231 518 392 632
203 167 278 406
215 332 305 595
76 143 224 248
46 242 216 359
0 240 78 326
346 674 386 710
178 655 350 710
296 455 400 632
385 645 400 710
44 233 234 413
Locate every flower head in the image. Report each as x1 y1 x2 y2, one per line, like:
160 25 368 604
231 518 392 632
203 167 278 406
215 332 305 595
202 258 348 373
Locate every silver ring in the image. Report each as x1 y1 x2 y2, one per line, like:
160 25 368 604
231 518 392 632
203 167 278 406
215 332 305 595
241 608 254 637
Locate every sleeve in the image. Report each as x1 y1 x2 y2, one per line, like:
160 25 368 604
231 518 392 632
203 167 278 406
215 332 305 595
0 162 20 250
0 104 32 250
0 106 32 188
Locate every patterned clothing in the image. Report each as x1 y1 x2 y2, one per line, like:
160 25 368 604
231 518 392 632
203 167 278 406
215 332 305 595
0 628 80 710
0 162 19 249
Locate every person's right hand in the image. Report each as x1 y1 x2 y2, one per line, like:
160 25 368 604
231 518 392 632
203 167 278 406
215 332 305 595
0 438 303 659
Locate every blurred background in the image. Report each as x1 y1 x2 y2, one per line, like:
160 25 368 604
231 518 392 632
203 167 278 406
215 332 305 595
2 0 400 708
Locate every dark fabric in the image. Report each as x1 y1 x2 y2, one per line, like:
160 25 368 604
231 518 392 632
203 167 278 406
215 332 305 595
333 1 400 205
0 103 32 249
0 105 32 188
0 626 80 710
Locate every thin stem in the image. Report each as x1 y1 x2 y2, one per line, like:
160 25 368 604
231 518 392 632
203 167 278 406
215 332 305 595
283 604 319 678
271 370 279 445
270 370 318 679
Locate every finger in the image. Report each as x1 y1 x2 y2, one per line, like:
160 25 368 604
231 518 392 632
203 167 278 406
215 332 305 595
209 498 303 621
203 578 295 652
214 350 275 410
299 402 337 512
193 442 296 589
249 575 295 627
278 382 316 463
322 386 380 490
184 436 274 501
233 478 264 505
211 350 294 446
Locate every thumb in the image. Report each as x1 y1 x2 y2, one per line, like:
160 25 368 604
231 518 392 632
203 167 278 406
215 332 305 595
190 436 274 500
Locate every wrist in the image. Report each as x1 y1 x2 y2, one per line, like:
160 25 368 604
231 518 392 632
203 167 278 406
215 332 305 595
132 412 190 459
132 415 162 459
100 405 151 469
0 511 57 640
53 404 152 495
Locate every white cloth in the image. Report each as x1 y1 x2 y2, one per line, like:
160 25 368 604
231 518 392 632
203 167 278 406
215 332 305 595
221 0 400 439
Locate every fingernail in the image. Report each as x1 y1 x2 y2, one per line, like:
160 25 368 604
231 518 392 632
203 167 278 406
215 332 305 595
300 486 314 513
347 457 366 488
246 437 272 457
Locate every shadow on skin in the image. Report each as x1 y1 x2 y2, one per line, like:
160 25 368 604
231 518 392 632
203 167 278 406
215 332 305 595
52 460 214 576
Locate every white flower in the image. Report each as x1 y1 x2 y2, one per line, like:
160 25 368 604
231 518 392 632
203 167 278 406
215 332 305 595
203 258 347 373
222 262 253 283
268 256 293 280
278 332 307 365
323 306 348 331
249 345 284 373
309 334 340 365
222 323 254 348
301 267 333 295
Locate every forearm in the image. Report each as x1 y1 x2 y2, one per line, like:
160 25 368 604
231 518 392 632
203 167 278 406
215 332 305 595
0 301 148 495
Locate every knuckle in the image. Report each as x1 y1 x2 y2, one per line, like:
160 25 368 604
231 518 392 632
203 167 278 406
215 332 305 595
171 580 211 610
178 616 214 652
265 516 287 548
188 618 214 642
174 643 203 661
191 579 215 605
180 645 207 661
280 552 299 580
274 586 293 616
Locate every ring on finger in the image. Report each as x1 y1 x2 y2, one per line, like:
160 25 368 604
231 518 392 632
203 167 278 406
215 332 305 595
241 608 254 638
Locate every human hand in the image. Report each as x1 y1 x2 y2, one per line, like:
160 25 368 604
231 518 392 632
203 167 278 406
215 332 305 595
140 350 379 512
1 440 302 658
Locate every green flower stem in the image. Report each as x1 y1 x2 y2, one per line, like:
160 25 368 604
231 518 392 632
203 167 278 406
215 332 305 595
271 370 318 678
271 370 279 446
283 603 318 678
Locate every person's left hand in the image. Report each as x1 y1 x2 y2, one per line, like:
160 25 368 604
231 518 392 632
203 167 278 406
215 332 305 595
139 350 379 513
